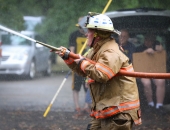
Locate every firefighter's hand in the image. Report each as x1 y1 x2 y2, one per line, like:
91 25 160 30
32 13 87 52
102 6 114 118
51 46 70 60
74 55 86 67
74 55 83 64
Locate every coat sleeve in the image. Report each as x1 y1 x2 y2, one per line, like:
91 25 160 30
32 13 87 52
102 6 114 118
80 49 123 83
63 57 87 77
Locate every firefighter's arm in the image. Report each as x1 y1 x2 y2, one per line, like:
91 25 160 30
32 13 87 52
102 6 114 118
53 46 86 76
74 49 123 83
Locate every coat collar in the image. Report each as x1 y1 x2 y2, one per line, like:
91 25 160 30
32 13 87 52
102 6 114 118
93 37 112 52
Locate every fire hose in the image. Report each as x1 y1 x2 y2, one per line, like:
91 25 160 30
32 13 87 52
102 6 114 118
0 25 170 79
1 25 169 119
0 22 170 119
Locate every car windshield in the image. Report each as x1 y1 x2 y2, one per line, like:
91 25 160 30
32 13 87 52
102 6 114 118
2 34 32 46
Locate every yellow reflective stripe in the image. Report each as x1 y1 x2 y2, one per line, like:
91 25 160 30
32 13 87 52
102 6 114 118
96 63 115 79
92 107 119 118
80 60 91 72
91 100 140 119
81 60 134 79
119 101 140 110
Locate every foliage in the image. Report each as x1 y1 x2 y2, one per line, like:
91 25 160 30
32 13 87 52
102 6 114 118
0 0 24 30
0 0 170 47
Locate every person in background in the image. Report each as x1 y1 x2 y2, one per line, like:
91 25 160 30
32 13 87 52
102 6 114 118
55 12 142 129
135 34 165 113
68 17 87 118
118 29 136 63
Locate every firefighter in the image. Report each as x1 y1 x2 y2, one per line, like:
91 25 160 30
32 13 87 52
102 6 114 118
55 12 142 130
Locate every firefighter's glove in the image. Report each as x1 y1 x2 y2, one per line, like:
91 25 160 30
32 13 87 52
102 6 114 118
54 46 70 60
74 55 86 67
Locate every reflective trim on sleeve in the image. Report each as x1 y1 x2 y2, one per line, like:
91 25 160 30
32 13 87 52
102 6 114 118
80 60 91 73
80 61 134 79
96 63 115 79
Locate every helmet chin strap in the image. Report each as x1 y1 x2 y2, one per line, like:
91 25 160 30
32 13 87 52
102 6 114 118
90 37 96 48
90 32 97 48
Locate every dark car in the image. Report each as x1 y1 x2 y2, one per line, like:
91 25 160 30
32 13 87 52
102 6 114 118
105 8 170 104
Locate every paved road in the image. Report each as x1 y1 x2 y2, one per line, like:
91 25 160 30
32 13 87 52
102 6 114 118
0 73 86 112
1 72 170 113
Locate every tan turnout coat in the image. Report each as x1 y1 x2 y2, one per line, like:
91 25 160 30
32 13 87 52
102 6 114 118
65 37 141 125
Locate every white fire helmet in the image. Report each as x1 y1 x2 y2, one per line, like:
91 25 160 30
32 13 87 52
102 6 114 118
85 12 121 35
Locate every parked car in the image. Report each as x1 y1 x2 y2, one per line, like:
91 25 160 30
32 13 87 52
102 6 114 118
23 16 57 65
0 30 52 79
105 8 170 104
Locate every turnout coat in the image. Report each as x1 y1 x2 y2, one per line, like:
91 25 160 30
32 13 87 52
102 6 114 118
64 37 141 125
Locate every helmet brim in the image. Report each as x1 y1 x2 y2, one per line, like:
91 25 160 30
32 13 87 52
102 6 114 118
84 26 121 35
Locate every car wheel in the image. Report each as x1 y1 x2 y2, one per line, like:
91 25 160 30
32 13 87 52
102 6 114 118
43 59 52 76
27 60 36 79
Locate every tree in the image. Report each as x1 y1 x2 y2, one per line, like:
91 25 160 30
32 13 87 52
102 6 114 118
37 0 115 47
1 0 170 47
0 0 24 30
36 0 170 47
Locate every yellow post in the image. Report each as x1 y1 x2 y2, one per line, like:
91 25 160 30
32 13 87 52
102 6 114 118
43 0 113 117
102 0 112 14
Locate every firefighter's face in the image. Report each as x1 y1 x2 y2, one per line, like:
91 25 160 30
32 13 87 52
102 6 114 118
86 29 95 47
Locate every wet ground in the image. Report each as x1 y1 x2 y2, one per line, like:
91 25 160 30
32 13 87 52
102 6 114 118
0 73 170 130
0 108 170 130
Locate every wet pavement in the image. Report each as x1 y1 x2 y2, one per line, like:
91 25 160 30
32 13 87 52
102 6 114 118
0 73 86 112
